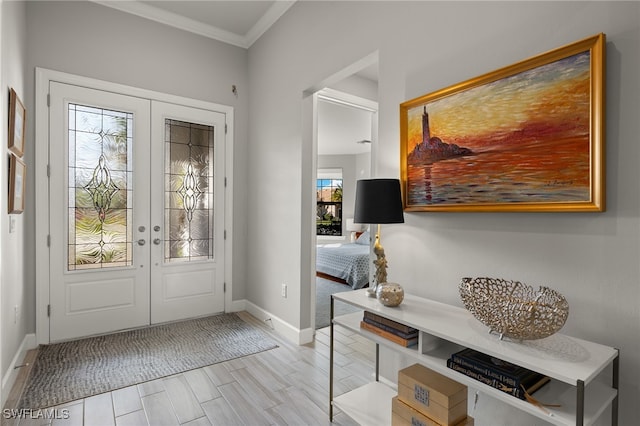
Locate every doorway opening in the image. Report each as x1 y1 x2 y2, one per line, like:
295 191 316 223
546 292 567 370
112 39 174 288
301 52 379 333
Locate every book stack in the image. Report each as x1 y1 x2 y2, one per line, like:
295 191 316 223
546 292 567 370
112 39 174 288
447 348 550 401
360 311 418 347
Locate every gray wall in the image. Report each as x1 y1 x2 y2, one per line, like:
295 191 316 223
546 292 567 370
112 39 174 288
247 1 640 424
1 0 250 376
0 0 27 397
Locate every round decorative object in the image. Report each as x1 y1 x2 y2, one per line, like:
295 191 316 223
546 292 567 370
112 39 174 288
376 282 404 307
459 277 569 340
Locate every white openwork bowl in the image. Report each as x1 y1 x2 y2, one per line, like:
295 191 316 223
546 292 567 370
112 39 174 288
459 277 569 340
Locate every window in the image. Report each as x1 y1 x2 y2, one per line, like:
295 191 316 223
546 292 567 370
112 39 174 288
317 171 343 236
68 103 133 270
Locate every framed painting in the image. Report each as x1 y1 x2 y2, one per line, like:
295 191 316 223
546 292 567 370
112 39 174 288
9 154 26 214
400 33 605 212
9 88 27 157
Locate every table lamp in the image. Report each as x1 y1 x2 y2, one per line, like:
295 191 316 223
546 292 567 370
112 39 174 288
354 179 405 298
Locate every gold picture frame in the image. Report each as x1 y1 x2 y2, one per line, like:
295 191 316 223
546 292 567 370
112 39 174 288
400 33 605 212
9 154 26 214
9 88 26 157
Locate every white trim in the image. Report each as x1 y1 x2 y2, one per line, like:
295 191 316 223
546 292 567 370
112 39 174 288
244 301 313 345
245 1 296 47
35 67 234 344
224 112 235 315
228 299 247 313
1 333 36 407
317 88 379 113
91 1 296 49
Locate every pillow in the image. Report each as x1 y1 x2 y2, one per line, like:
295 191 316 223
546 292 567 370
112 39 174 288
355 231 370 245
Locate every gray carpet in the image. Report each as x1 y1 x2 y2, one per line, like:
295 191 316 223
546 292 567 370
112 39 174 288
19 313 277 409
315 277 362 329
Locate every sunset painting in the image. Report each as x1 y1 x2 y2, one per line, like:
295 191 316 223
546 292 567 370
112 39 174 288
400 34 605 212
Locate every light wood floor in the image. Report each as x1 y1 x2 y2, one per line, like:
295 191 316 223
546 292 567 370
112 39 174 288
3 311 375 426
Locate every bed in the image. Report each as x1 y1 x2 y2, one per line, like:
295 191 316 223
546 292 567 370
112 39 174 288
316 232 370 289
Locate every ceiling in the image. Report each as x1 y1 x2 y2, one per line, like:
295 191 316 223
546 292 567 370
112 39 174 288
95 0 378 156
95 0 379 82
94 0 296 48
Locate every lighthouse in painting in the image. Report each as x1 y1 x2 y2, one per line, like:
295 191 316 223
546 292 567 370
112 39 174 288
423 106 431 145
407 107 473 164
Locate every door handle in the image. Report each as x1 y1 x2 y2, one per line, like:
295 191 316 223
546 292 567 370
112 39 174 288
137 239 146 246
153 238 161 245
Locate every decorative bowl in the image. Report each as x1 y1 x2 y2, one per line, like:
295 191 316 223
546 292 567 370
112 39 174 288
376 282 404 307
459 277 569 340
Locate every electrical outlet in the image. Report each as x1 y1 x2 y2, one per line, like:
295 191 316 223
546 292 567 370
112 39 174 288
281 283 287 298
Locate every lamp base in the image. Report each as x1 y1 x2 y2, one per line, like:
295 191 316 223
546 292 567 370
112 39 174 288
366 285 378 298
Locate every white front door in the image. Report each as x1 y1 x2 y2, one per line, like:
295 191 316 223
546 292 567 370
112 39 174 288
48 82 225 342
149 101 226 324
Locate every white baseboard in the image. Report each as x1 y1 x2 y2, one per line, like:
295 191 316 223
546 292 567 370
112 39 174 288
243 300 313 345
228 299 247 313
2 333 37 407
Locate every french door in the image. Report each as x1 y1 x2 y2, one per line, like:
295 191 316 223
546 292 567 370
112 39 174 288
48 82 226 342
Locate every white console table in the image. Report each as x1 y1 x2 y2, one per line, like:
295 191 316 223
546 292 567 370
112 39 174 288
329 289 619 426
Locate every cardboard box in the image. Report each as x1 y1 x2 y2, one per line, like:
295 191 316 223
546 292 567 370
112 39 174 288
392 397 474 426
398 364 467 426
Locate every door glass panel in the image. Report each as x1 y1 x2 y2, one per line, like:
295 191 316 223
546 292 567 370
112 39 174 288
68 104 133 270
164 119 214 262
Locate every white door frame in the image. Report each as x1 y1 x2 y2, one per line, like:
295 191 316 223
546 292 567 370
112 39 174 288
302 50 379 334
35 68 234 344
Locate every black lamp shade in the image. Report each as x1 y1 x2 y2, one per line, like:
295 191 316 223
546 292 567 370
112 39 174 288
354 179 405 224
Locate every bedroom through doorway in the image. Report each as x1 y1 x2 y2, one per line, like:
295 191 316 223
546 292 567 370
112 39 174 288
313 82 378 329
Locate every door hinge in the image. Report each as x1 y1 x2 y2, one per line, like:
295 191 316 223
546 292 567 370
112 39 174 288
47 235 51 247
47 164 51 178
47 93 50 107
224 282 226 293
225 123 227 134
47 304 51 317
224 230 227 240
224 177 227 188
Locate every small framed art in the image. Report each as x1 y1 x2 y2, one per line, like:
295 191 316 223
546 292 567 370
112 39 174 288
9 154 26 214
9 88 27 157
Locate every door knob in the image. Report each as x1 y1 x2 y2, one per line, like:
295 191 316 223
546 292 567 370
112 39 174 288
153 225 161 232
153 238 161 245
137 239 146 246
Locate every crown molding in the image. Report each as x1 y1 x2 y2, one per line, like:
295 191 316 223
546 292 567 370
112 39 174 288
245 1 296 47
92 1 296 49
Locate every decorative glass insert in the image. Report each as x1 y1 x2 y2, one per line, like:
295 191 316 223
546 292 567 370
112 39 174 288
68 104 133 270
316 178 343 236
164 119 214 262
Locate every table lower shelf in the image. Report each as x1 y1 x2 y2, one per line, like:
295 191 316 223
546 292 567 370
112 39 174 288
332 312 618 426
333 382 396 425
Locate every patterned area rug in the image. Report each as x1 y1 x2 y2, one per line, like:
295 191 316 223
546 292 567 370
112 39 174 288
19 314 277 409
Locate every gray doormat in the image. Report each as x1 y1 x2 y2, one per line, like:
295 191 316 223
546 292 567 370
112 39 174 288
19 313 277 409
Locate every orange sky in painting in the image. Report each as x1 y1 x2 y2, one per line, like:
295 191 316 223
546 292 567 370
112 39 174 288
406 52 591 153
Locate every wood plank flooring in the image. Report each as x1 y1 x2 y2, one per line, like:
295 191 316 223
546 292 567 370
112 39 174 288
3 311 375 426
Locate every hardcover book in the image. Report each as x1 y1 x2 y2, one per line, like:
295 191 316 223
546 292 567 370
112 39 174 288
450 348 535 388
363 311 417 335
360 321 418 347
361 317 419 339
447 359 549 400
